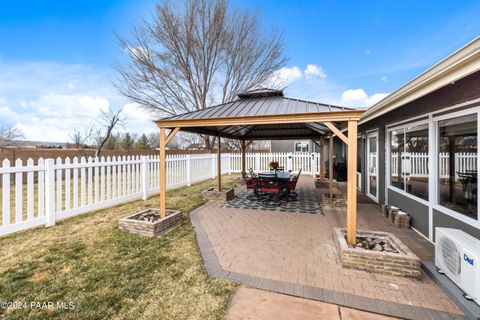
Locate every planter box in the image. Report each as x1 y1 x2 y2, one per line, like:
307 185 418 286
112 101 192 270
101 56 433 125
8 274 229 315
333 228 421 278
381 205 389 217
321 193 346 209
388 206 399 224
394 211 411 229
119 209 182 237
202 187 235 202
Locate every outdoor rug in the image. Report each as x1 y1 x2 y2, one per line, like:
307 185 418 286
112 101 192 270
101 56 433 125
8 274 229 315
223 189 324 215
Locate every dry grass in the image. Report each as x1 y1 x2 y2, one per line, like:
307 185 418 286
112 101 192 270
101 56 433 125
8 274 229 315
0 175 239 320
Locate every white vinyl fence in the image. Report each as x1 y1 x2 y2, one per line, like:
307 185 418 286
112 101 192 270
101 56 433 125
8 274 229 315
0 152 318 237
390 152 477 179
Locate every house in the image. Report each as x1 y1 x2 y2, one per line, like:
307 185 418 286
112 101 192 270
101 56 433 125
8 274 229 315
356 37 480 242
270 139 345 156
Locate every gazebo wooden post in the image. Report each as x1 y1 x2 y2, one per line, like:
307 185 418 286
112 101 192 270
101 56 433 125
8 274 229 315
329 135 334 197
320 136 325 184
159 128 167 218
346 120 358 245
241 140 246 173
217 134 222 191
159 127 179 218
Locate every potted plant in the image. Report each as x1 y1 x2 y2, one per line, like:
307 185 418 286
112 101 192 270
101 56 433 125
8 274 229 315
269 161 279 171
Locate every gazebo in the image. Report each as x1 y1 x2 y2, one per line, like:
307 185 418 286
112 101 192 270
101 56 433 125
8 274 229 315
155 89 365 244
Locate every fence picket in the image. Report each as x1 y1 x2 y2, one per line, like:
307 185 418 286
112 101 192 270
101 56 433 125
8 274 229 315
38 158 45 217
15 159 23 223
27 158 34 220
65 157 71 210
73 157 78 209
2 159 10 226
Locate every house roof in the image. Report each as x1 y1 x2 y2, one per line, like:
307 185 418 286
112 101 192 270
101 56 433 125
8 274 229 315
156 89 363 140
360 36 480 124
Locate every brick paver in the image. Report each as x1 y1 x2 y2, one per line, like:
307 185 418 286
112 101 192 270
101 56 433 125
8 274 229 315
192 175 466 320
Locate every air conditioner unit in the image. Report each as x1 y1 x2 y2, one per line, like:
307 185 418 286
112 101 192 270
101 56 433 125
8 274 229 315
435 227 480 305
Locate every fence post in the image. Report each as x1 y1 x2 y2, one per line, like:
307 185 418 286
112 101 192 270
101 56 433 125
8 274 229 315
186 155 192 186
311 153 316 176
287 152 293 172
255 153 260 172
45 158 56 227
211 154 216 179
141 156 149 200
227 153 232 175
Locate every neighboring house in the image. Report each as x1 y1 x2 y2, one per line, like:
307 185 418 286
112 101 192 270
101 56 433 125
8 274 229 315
271 139 345 157
357 37 480 242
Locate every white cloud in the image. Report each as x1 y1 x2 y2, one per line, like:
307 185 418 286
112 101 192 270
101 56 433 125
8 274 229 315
122 102 152 122
365 93 389 106
364 49 372 55
341 89 389 108
304 64 327 80
268 66 302 87
381 76 387 81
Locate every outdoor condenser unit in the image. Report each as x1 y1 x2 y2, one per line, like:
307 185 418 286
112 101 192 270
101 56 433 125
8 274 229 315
435 227 480 305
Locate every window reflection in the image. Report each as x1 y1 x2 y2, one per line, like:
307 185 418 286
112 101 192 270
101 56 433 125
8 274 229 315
438 114 477 219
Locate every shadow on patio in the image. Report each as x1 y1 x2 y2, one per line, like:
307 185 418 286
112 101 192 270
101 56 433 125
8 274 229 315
191 175 465 320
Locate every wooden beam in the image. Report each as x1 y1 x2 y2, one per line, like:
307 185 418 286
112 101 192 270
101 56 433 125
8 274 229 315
159 128 166 218
241 140 246 173
217 135 221 191
155 110 365 128
320 136 325 183
324 122 348 144
346 120 358 245
245 140 253 148
310 139 321 149
329 136 334 197
165 128 180 145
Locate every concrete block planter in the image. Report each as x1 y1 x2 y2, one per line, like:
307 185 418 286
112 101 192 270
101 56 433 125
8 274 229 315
388 206 400 224
393 211 411 228
333 228 421 278
202 187 235 202
119 209 182 237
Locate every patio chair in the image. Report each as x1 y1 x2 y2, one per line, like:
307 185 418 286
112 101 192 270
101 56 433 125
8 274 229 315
258 173 283 202
249 168 257 178
242 171 259 192
285 169 302 199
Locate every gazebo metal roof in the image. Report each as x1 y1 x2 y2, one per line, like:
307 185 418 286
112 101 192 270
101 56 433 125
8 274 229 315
156 89 358 140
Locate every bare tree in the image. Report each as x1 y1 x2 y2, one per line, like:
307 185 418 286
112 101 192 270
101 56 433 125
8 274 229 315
0 126 23 148
94 109 123 157
69 125 95 149
148 132 160 149
116 0 286 150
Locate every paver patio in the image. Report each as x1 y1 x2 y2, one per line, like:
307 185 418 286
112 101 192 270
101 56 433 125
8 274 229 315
191 175 466 320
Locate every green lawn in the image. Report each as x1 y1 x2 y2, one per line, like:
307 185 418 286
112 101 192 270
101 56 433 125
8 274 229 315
0 175 239 320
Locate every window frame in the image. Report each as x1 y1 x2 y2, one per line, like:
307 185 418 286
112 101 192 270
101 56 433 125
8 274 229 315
432 108 480 224
294 140 309 153
386 118 430 202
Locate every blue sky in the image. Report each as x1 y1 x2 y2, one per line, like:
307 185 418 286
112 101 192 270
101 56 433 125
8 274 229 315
0 0 479 142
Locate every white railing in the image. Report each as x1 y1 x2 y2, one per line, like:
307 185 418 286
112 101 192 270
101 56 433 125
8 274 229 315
0 152 320 237
391 152 477 179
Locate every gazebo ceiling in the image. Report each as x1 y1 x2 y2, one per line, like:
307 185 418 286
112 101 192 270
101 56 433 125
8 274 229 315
155 88 364 140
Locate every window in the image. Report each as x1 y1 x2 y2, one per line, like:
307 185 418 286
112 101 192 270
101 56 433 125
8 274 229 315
294 141 309 152
437 114 477 220
389 123 429 200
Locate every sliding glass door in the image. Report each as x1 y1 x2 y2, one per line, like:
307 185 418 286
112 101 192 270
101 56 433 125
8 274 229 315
367 131 379 202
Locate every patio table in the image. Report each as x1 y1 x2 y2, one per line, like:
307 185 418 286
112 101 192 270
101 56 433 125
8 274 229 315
261 171 292 181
